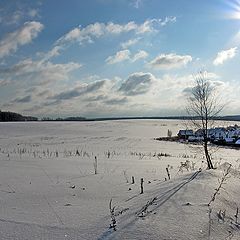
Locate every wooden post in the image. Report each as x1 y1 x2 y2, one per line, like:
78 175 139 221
140 178 144 194
235 207 239 224
94 156 97 174
132 176 135 184
166 167 170 180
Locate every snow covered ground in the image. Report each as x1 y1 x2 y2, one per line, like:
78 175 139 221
0 120 239 239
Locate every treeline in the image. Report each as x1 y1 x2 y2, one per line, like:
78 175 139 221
42 116 240 122
0 111 38 122
1 110 240 122
42 116 86 121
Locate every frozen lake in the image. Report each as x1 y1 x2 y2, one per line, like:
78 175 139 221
0 120 239 239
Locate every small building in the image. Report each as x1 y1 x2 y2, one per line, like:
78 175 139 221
227 128 240 139
178 130 194 139
224 138 235 143
195 129 211 139
188 135 204 142
209 127 227 140
195 129 205 137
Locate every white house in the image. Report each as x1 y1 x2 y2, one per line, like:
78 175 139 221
188 135 204 142
227 128 240 139
194 128 227 139
178 130 194 139
178 125 240 144
208 128 227 140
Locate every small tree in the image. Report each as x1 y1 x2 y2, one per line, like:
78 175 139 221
167 129 172 138
186 71 224 169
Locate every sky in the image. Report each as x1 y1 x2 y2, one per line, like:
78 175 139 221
0 0 240 118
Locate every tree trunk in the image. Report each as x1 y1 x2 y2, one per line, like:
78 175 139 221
204 141 213 169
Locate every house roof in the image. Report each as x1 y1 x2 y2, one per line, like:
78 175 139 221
235 139 240 145
178 130 193 135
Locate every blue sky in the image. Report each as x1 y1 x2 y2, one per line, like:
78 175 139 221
0 0 240 118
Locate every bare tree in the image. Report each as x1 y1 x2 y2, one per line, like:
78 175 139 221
186 71 224 169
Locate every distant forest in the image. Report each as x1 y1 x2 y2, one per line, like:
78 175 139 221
1 110 240 122
0 111 38 121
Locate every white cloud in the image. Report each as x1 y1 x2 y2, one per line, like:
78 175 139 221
48 80 107 101
5 8 39 25
57 18 176 46
37 45 63 62
136 17 176 34
6 70 237 118
0 79 11 87
61 27 81 43
132 0 142 9
0 58 82 86
206 72 219 80
213 47 237 66
121 38 140 49
136 19 156 34
105 50 131 64
131 50 148 62
148 53 192 70
57 22 137 45
119 72 155 95
8 10 23 25
106 49 148 64
160 16 177 26
105 21 137 34
0 1 41 26
0 21 44 58
28 9 39 18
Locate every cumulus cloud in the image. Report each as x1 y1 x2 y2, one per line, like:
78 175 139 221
213 47 237 66
119 72 155 95
0 21 44 58
136 17 176 34
57 18 176 46
38 46 63 61
0 58 81 85
57 22 136 45
181 72 227 98
106 49 148 64
148 53 192 70
105 50 131 64
5 70 234 118
48 80 107 101
182 80 227 100
121 38 140 49
131 50 148 62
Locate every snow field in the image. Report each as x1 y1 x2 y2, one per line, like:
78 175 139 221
0 120 239 239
